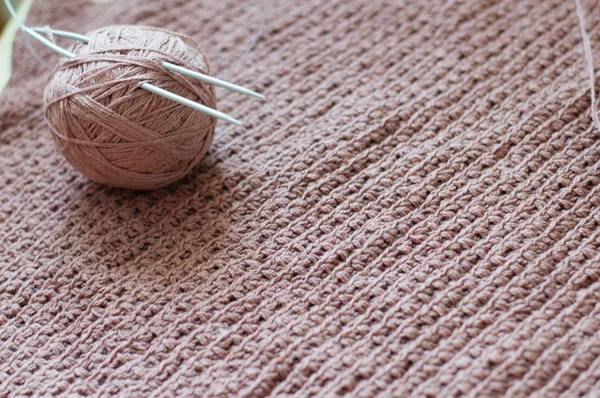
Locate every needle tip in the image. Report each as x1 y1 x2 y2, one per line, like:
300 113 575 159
228 117 243 126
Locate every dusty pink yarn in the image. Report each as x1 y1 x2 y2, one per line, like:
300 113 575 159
44 25 217 190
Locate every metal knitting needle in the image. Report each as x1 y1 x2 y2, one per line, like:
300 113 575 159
140 83 241 125
22 28 242 125
162 61 265 100
25 28 76 58
31 27 90 44
32 27 265 101
161 62 265 100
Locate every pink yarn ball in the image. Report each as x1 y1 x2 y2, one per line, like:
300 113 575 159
44 25 217 190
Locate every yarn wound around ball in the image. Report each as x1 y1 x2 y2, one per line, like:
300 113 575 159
44 25 217 190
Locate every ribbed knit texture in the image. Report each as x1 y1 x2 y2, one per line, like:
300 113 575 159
2 0 600 396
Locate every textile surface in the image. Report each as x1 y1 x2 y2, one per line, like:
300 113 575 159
2 0 600 396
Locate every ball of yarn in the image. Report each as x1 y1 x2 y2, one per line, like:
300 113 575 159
44 25 217 190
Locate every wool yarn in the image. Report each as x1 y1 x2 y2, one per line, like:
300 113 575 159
44 25 217 190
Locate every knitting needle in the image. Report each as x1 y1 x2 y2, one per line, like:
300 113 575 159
24 28 76 58
23 28 243 125
2 1 72 71
31 27 90 44
161 62 265 100
32 27 266 101
139 82 241 125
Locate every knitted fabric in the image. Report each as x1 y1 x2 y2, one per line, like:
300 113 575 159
1 0 600 396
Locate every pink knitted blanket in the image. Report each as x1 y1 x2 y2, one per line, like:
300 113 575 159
1 0 600 396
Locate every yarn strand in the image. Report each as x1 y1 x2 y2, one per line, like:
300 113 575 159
218 0 268 79
575 0 600 131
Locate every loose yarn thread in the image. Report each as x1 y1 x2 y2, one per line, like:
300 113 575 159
575 0 600 131
218 0 268 79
